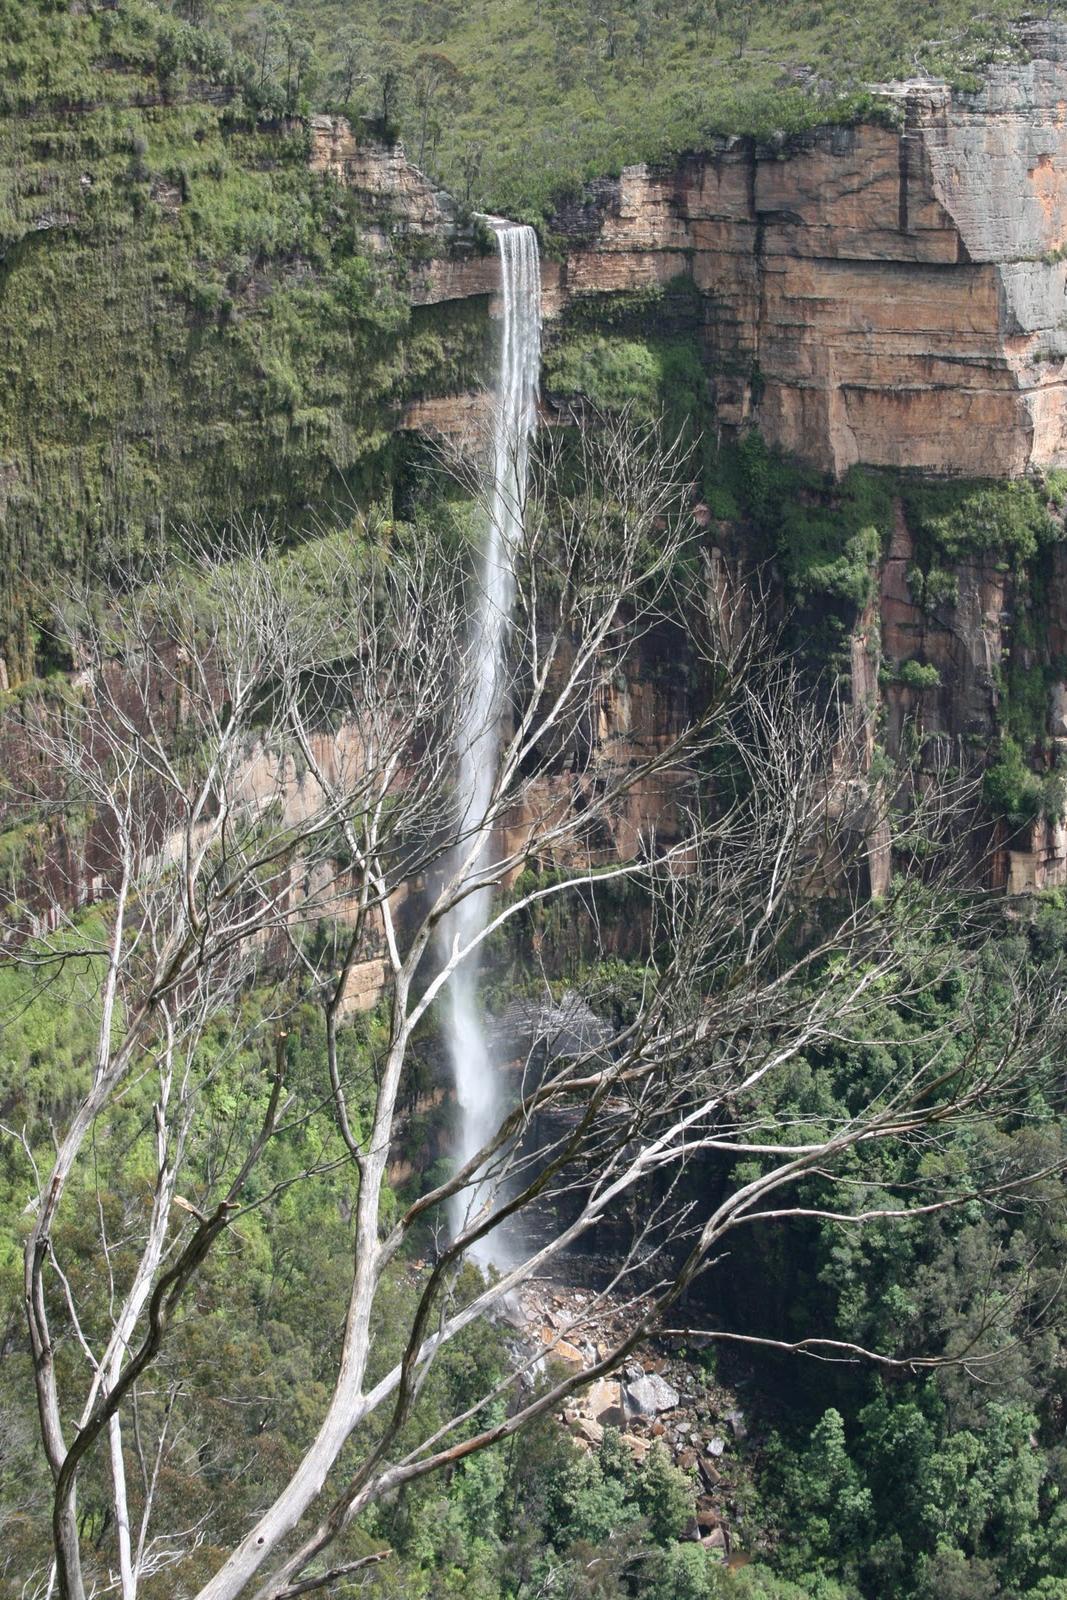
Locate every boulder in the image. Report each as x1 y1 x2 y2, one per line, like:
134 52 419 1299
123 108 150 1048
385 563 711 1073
584 1378 625 1427
552 1339 585 1367
725 1408 747 1439
574 1416 605 1448
625 1373 680 1416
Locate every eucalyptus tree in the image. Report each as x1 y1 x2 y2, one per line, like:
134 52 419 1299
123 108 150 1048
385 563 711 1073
2 416 1063 1600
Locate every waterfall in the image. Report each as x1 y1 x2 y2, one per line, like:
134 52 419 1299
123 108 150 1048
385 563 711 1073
442 220 541 1265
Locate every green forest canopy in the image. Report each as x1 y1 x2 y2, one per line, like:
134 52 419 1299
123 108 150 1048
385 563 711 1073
5 0 1065 214
202 0 1067 212
5 7 1067 1599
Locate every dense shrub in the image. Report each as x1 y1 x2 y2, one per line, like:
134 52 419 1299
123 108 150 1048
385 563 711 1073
901 478 1061 566
543 331 704 427
896 659 941 691
984 734 1046 825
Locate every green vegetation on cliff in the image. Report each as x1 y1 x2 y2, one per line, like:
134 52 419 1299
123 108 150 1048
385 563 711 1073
7 1 1056 220
0 1 497 679
494 246 1067 832
204 0 1060 215
6 12 1067 1597
3 0 1065 684
900 477 1062 567
544 332 706 434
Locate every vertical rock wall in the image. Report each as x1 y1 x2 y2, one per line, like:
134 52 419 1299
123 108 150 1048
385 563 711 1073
315 35 1067 896
541 25 1067 479
373 24 1067 479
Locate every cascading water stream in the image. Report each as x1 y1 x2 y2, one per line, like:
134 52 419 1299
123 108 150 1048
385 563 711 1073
441 220 541 1266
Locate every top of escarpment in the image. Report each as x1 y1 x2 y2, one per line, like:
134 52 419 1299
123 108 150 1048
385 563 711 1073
865 16 1067 263
356 17 1067 482
192 1 1067 216
4 0 1065 217
6 0 1067 681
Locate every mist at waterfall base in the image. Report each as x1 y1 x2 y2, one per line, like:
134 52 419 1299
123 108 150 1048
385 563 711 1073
439 221 541 1270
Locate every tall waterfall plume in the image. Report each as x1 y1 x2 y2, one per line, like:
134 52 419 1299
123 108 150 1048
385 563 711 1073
441 220 541 1265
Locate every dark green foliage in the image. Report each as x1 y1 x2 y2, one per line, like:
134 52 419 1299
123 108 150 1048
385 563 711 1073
895 659 941 691
539 277 710 467
707 1570 851 1600
771 1409 872 1572
890 484 1067 825
907 563 960 611
469 855 1067 1600
983 734 1047 825
543 331 705 431
922 566 961 608
363 1422 714 1599
1004 659 1053 752
635 1442 697 1543
559 278 704 335
764 1396 1067 1600
900 477 1062 567
775 464 893 608
713 432 894 610
708 910 1067 1600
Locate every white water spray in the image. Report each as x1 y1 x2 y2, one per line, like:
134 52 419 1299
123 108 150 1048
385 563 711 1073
441 220 541 1264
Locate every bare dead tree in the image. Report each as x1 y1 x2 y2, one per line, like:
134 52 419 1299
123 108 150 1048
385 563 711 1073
2 415 1064 1600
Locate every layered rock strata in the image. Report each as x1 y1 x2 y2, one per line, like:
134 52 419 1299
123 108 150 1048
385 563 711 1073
309 113 500 302
551 30 1067 480
350 24 1067 477
312 34 1067 898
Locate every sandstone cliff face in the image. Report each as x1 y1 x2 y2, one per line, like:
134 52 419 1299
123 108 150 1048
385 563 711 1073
308 115 500 304
548 43 1067 479
309 114 454 245
377 23 1067 478
303 37 1067 898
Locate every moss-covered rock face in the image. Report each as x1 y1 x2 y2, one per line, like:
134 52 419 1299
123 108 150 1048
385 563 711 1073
0 2 497 682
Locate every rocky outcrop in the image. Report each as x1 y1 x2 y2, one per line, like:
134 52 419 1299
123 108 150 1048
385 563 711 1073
305 33 1067 898
309 115 454 245
545 27 1067 479
370 23 1067 478
397 391 493 438
308 115 500 310
878 510 1006 741
515 1278 748 1558
855 495 1067 894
